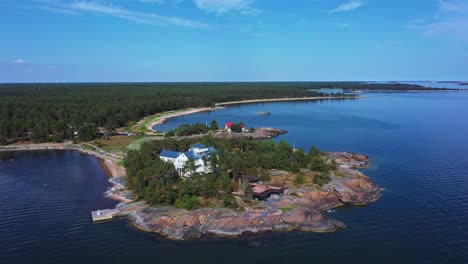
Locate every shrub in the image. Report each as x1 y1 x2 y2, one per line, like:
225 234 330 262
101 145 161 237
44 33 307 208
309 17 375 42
293 173 306 185
230 123 243 133
223 195 238 209
259 169 271 182
309 156 330 172
280 205 297 213
313 172 332 187
210 120 219 130
165 130 176 137
174 195 200 210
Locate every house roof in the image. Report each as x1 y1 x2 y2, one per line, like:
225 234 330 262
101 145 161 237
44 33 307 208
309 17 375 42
191 143 206 149
185 146 217 160
225 122 245 128
184 151 198 160
160 145 217 161
160 150 181 159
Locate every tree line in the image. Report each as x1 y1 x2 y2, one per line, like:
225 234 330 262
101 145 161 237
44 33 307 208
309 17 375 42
0 82 433 145
123 135 336 209
165 120 220 137
0 83 325 144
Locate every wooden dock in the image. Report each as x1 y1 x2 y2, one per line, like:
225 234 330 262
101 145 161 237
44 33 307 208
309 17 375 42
91 209 120 222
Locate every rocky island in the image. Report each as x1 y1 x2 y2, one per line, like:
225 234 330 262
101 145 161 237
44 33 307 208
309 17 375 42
111 150 381 240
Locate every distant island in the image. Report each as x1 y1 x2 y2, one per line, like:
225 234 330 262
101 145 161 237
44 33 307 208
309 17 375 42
437 81 468 85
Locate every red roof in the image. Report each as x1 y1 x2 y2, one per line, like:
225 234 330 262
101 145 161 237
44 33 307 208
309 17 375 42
226 122 245 128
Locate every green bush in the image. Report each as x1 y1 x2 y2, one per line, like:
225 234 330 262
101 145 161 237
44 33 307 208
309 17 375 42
309 156 330 172
230 123 243 133
313 172 332 187
174 195 200 210
280 205 297 213
294 173 306 185
165 130 176 137
259 169 271 182
223 195 238 209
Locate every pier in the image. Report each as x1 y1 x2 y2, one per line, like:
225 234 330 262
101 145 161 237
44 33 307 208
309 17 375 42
91 209 120 222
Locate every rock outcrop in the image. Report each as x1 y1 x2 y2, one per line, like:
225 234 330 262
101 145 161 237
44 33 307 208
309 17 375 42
212 128 287 139
117 152 382 240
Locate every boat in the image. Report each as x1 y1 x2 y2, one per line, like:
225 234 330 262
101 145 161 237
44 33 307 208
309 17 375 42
256 112 271 116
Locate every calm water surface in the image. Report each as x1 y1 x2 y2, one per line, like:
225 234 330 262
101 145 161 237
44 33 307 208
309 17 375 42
1 91 468 264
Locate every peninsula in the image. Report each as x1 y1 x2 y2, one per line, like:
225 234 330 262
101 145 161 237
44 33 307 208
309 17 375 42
0 105 382 241
1 82 427 240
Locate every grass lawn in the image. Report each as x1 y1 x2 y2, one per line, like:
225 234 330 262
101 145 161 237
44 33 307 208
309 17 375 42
93 136 147 153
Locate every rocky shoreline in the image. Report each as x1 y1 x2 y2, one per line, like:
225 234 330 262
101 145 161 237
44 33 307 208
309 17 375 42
212 128 287 139
171 127 288 140
2 144 381 240
115 152 382 240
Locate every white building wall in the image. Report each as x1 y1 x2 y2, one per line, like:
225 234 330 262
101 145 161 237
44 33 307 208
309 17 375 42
160 149 216 177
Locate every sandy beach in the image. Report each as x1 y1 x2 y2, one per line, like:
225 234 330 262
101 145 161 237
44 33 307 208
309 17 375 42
214 96 340 106
146 106 224 132
147 96 351 132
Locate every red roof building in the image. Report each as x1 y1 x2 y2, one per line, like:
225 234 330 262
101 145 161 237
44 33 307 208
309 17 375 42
225 122 245 129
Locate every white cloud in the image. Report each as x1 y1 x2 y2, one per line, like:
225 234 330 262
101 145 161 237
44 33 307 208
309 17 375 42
408 0 468 42
14 59 25 64
193 0 260 14
329 0 364 14
437 0 468 12
35 1 209 29
37 5 79 14
409 18 468 42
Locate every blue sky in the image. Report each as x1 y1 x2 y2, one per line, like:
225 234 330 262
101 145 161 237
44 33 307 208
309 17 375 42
1 0 467 82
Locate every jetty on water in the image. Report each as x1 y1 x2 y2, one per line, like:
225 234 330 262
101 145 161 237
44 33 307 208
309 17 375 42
91 209 120 222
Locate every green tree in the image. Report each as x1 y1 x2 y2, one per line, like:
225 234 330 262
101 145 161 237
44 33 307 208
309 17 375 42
176 124 191 136
78 124 97 142
210 120 219 130
230 123 243 133
309 155 329 172
293 148 307 167
174 195 200 210
259 168 271 182
208 154 219 172
185 158 197 176
165 130 176 137
307 146 321 159
243 180 253 202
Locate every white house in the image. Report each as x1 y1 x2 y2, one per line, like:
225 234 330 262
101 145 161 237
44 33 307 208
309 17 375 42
159 143 217 177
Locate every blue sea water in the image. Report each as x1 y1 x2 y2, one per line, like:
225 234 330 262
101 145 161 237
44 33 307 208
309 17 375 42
1 91 468 264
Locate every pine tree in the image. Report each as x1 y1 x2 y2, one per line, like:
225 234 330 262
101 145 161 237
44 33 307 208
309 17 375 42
210 120 219 130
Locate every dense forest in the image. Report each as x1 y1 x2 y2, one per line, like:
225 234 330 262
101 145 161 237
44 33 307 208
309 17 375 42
0 82 438 144
124 136 336 209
